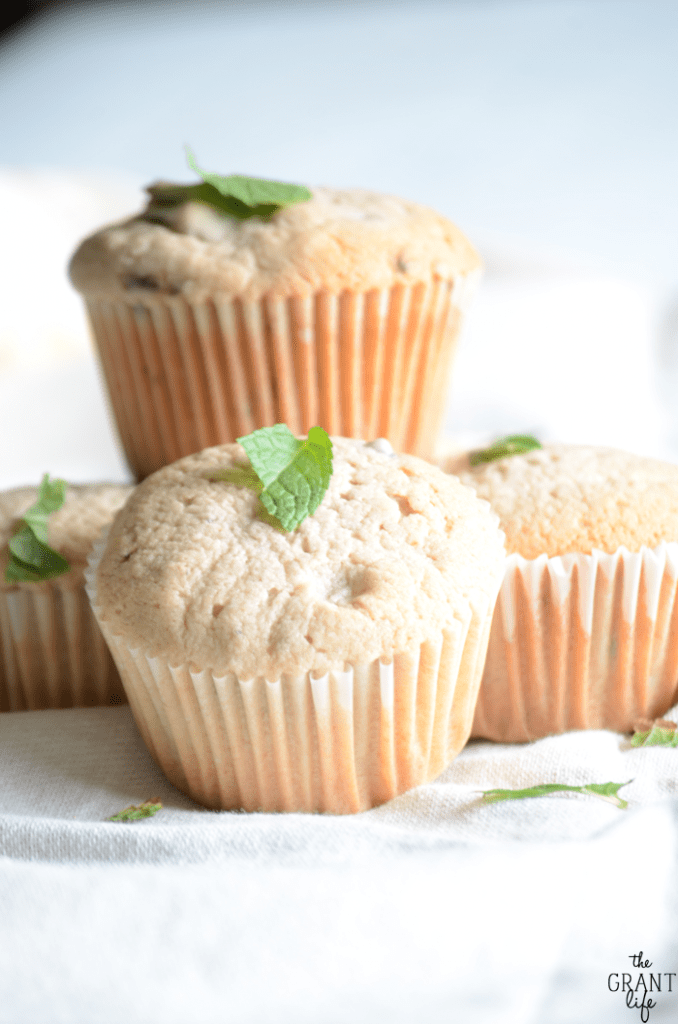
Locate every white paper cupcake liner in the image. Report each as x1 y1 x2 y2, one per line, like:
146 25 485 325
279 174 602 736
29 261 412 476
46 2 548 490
472 542 678 742
84 271 480 479
0 576 125 712
86 531 493 813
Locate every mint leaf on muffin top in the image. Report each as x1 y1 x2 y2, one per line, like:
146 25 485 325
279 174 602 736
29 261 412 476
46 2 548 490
469 434 542 466
145 149 312 222
480 780 631 809
208 463 264 493
209 425 333 532
4 474 70 583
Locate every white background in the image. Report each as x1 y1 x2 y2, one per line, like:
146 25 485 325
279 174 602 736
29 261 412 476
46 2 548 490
1 0 678 483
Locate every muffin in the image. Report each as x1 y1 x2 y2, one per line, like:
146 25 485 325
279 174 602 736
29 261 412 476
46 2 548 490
449 443 678 742
69 175 481 479
86 436 505 813
1 481 132 711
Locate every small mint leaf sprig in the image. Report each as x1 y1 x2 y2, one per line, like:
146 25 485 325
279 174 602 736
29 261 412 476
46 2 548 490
469 434 542 467
146 148 312 222
208 424 333 532
108 799 163 822
5 475 70 583
479 780 632 809
631 720 678 748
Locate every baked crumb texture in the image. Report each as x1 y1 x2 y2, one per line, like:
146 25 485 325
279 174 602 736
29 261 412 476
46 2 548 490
70 188 482 478
451 445 678 741
456 444 678 559
89 440 505 812
0 483 132 711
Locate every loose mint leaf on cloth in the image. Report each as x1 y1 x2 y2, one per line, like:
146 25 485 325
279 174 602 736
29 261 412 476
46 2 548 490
108 800 163 822
480 780 632 809
469 434 542 466
631 719 678 748
4 474 70 583
208 425 333 532
147 149 311 222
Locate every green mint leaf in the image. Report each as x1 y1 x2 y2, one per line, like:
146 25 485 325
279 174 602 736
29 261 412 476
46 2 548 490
6 527 70 582
238 423 303 488
23 475 67 541
469 434 542 466
631 721 678 748
581 781 633 807
206 465 264 493
480 780 631 809
146 180 224 212
239 424 333 532
108 799 163 822
208 425 333 531
185 148 311 220
4 475 70 583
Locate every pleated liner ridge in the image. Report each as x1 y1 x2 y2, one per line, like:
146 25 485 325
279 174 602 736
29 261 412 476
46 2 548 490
0 581 125 712
472 543 678 743
85 275 476 480
86 534 493 813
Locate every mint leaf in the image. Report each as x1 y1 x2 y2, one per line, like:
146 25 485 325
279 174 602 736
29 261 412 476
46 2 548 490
6 527 70 582
108 799 163 822
582 781 632 807
208 425 333 531
631 720 678 748
480 780 631 809
238 423 305 487
206 464 264 492
187 148 311 219
145 180 233 217
239 425 333 532
22 475 66 542
147 150 312 222
469 434 542 466
4 475 70 583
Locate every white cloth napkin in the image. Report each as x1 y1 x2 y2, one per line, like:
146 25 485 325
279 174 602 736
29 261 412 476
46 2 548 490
1 705 678 1024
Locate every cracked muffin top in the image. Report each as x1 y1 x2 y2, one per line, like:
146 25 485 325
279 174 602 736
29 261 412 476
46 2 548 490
452 443 678 559
69 186 482 304
93 438 504 679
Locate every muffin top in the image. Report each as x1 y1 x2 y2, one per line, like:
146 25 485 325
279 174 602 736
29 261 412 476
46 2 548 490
1 482 133 589
94 438 505 679
453 443 678 559
68 186 482 304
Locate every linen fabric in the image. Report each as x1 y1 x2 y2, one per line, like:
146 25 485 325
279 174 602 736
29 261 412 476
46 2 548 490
1 705 677 1024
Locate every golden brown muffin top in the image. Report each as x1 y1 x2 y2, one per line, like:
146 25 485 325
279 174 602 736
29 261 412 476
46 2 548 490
453 444 678 559
93 438 505 679
0 482 133 590
69 186 482 304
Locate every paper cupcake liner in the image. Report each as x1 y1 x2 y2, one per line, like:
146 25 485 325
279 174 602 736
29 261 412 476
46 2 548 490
86 532 493 813
0 577 126 712
472 543 678 742
84 271 480 479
